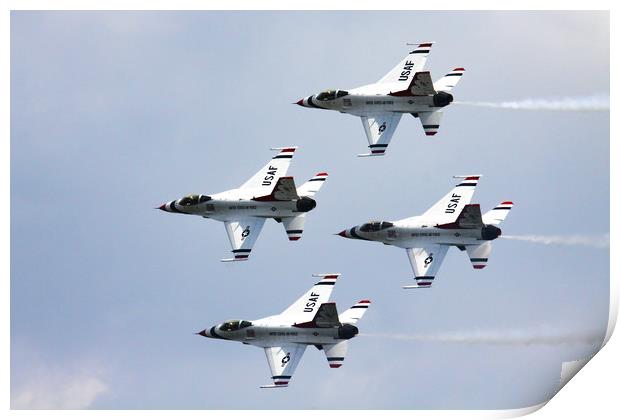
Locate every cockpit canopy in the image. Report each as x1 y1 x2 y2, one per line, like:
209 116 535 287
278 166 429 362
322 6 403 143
218 320 253 332
359 220 394 232
178 194 211 206
316 89 349 101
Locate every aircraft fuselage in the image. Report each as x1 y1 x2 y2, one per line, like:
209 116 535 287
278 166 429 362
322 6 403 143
298 84 453 117
159 188 316 222
340 217 501 249
201 320 358 348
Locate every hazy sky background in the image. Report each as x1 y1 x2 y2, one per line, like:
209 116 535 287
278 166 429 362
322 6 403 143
11 11 609 409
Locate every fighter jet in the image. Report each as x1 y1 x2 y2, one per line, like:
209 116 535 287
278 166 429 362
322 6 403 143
196 273 370 388
158 147 327 261
337 175 513 288
296 42 464 156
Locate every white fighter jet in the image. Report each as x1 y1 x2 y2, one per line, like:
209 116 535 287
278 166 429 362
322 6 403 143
196 273 370 388
296 42 464 156
337 176 513 288
158 147 328 261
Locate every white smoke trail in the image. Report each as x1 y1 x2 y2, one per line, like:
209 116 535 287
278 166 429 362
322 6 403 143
454 94 609 112
501 234 609 249
360 329 603 347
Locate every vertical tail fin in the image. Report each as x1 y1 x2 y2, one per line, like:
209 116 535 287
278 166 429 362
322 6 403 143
389 71 437 96
297 172 328 197
253 177 299 201
433 67 465 92
339 300 371 325
482 201 514 225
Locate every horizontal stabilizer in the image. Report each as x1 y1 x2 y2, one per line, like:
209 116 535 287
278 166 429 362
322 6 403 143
466 242 492 270
323 341 349 369
339 300 371 325
483 201 514 225
433 67 465 92
418 110 443 136
282 215 306 241
297 172 328 197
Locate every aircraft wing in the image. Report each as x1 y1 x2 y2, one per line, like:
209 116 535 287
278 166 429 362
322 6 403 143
377 43 433 89
239 147 297 195
279 274 339 324
221 217 266 261
418 175 481 225
261 344 307 388
403 244 450 288
323 341 348 369
358 113 402 157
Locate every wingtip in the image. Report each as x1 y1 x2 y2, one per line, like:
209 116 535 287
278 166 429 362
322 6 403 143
453 174 483 179
406 41 435 46
312 273 341 278
270 145 298 151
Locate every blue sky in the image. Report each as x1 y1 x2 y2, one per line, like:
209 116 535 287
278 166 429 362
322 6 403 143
11 11 609 409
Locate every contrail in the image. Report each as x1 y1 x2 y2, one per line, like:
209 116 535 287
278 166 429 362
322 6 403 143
454 94 609 112
501 234 609 249
360 329 603 346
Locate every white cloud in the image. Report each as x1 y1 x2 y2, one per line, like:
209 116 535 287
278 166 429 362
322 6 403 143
12 366 108 409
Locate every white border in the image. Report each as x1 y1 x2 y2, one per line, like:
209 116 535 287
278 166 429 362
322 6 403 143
4 1 615 418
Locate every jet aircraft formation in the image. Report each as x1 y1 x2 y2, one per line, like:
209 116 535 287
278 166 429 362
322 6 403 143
158 43 514 388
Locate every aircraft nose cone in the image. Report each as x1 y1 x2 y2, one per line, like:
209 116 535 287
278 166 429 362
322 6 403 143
158 204 167 211
196 329 210 338
296 98 305 106
337 230 348 238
